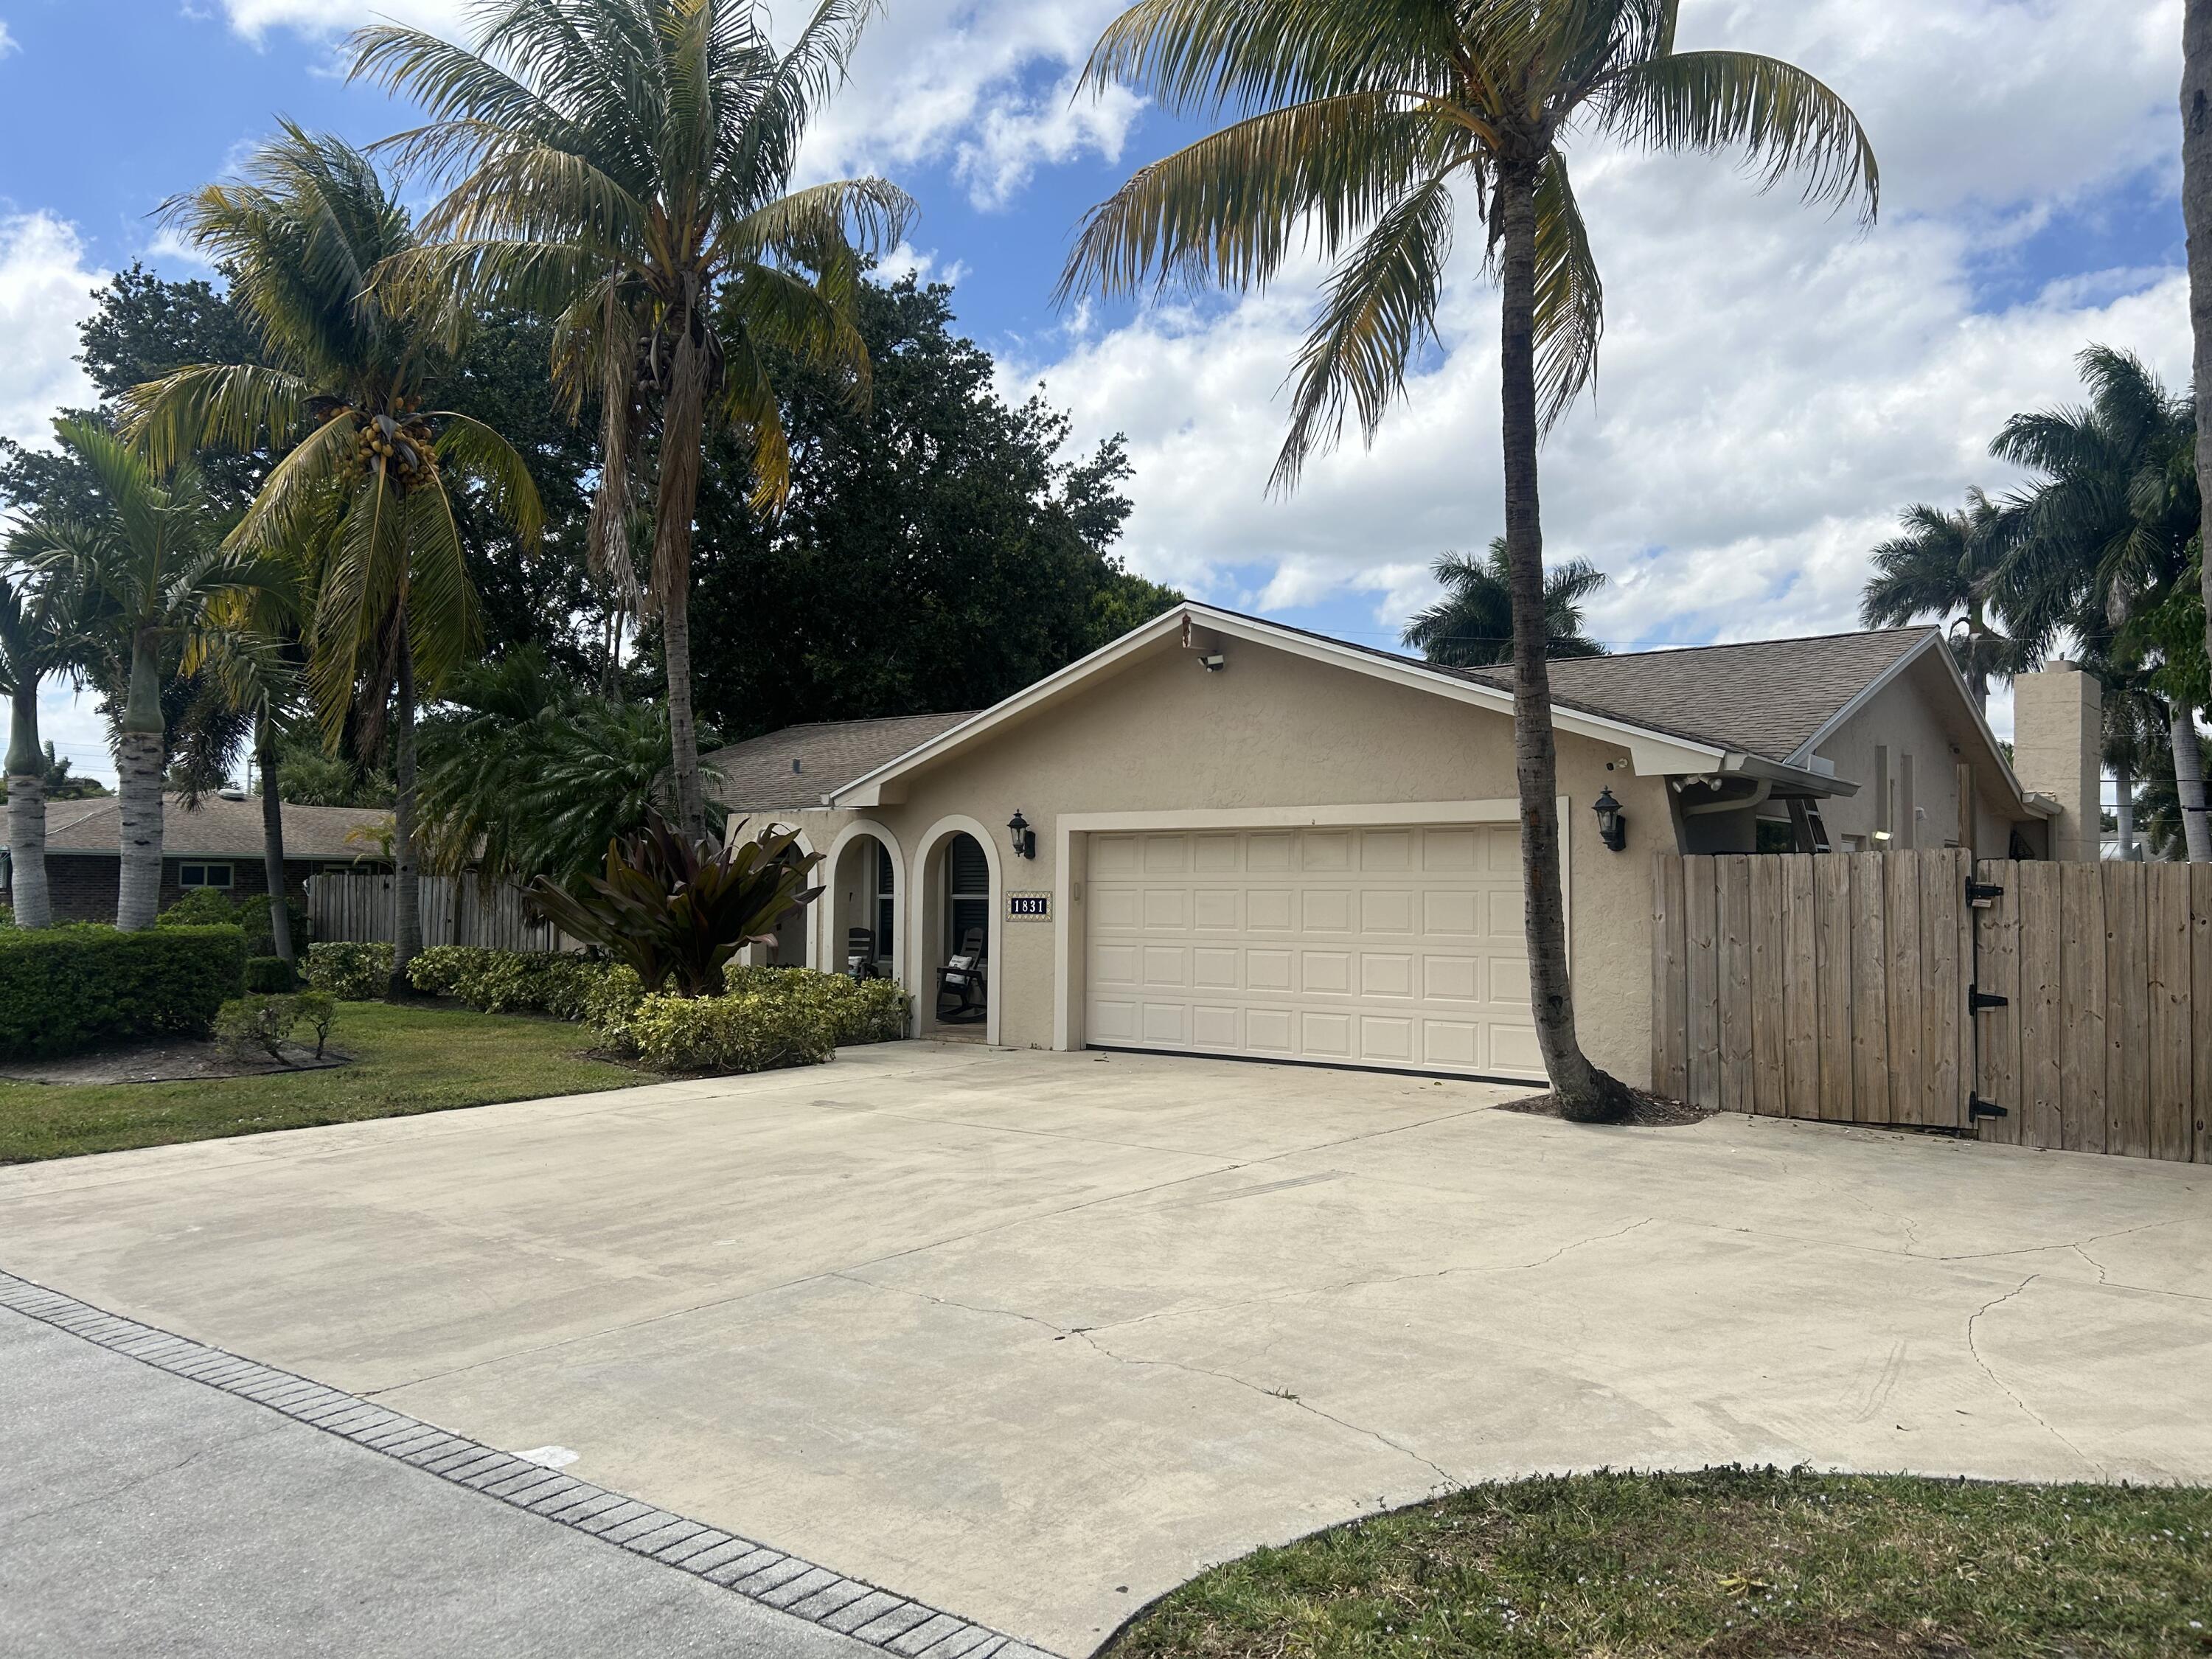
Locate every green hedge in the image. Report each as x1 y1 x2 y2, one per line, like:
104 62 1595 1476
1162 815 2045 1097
304 942 394 1001
628 990 839 1074
406 945 606 1020
0 925 248 1059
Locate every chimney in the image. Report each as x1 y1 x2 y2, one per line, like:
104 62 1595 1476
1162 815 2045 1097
2011 660 2101 861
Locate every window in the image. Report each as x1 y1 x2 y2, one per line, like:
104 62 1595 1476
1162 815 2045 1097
946 833 990 956
874 841 897 961
178 863 234 889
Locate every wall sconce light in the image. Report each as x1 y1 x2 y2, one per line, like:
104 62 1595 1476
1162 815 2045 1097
1007 810 1037 860
1593 787 1627 852
1199 652 1225 672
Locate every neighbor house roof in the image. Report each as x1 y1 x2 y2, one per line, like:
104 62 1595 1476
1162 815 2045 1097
703 712 978 811
1452 627 1938 767
30 794 391 862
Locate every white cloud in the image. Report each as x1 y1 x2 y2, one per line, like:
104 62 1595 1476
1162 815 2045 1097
0 21 18 59
1012 0 2191 649
0 213 106 448
215 0 468 38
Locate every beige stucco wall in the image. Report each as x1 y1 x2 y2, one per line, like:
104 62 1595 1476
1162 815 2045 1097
766 635 1665 1088
1805 655 2028 857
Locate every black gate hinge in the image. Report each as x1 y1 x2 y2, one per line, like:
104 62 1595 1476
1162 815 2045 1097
1969 1096 2009 1121
1969 987 2009 1012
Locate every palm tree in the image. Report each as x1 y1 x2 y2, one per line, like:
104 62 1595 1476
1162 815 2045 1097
8 422 246 929
128 127 544 987
1404 538 1606 667
1993 346 2211 862
0 564 92 928
2182 0 2212 708
349 0 912 838
1861 490 2021 712
1060 0 1876 1119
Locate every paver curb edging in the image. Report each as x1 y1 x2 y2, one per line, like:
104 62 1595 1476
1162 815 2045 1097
0 1268 1056 1659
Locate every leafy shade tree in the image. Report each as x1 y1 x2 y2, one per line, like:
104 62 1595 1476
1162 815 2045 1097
352 0 914 837
8 423 248 928
1061 0 1876 1118
686 276 1177 735
128 126 543 988
1860 490 2022 712
1993 346 2211 862
1403 538 1606 667
417 649 715 891
0 568 93 926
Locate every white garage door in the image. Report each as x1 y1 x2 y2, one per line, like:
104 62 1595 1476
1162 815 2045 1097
1083 825 1545 1080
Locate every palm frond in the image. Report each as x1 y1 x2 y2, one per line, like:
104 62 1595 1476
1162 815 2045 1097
1528 149 1601 431
430 411 547 548
1590 49 1879 223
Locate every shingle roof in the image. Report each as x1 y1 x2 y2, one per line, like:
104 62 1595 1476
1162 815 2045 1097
703 712 977 811
33 794 392 861
1450 628 1937 764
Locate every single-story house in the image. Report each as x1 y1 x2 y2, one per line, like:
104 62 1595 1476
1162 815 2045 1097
703 602 2101 1090
1 793 394 924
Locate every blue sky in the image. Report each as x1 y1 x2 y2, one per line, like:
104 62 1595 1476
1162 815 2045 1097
0 0 2191 779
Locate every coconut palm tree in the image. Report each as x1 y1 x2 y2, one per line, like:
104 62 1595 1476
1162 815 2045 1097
1060 0 1877 1118
1404 537 1606 667
128 126 543 989
0 564 93 928
7 422 247 929
1992 346 2211 862
1861 490 2022 712
349 0 912 838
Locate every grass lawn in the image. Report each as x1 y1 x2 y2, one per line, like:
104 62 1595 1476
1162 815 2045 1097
0 1002 642 1164
1115 1468 2211 1659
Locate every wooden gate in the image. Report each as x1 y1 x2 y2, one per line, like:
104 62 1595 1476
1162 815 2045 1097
1652 850 1972 1130
1651 851 2207 1164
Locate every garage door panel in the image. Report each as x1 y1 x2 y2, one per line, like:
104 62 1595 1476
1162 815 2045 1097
1085 823 1546 1082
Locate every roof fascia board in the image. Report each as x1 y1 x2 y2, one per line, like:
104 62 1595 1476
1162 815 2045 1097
832 601 1731 805
1725 754 1862 796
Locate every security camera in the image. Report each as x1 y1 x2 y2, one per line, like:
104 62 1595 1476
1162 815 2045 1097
1200 652 1225 672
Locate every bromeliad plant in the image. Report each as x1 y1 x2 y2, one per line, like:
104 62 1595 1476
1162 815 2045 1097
528 811 822 998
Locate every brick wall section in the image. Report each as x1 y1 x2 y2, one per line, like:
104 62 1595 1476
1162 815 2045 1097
4 855 319 925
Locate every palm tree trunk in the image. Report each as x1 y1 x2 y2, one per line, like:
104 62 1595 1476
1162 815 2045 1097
1497 162 1630 1122
387 615 422 998
115 629 167 931
7 684 51 928
653 309 710 840
2185 0 2212 707
257 708 296 967
2114 762 2137 861
2171 704 2212 863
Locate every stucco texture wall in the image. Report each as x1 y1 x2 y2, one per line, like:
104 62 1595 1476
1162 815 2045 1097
1808 655 2025 856
814 636 1665 1088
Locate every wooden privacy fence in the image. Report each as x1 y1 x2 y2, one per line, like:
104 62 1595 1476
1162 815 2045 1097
307 871 573 953
1652 850 2208 1164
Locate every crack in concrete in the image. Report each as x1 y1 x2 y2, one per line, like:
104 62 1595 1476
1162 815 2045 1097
831 1268 1458 1491
1962 1274 2098 1473
1921 1217 2177 1267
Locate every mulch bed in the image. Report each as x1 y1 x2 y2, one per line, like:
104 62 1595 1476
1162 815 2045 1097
1496 1086 1714 1127
0 1040 354 1086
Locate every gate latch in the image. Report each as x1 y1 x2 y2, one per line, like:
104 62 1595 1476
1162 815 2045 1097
1969 1096 2009 1121
1966 880 2006 908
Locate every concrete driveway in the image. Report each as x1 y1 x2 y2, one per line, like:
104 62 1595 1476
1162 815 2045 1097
1 1041 2207 1655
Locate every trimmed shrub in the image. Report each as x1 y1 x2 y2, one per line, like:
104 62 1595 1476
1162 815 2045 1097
305 941 394 1001
627 990 838 1075
406 945 608 1020
583 964 651 1051
159 888 238 929
723 966 911 1046
0 925 249 1059
215 993 304 1062
162 888 309 959
244 956 298 994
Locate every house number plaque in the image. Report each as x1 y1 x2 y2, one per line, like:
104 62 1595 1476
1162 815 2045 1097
1006 892 1051 921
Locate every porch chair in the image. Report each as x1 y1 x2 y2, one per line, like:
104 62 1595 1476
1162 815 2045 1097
936 927 988 1024
845 927 883 981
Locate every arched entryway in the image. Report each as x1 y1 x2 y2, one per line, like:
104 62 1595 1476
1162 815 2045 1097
912 817 1003 1044
821 822 903 979
758 824 817 967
